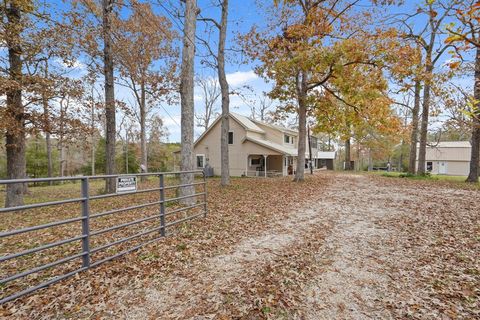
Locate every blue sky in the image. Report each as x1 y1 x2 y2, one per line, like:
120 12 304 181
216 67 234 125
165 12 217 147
31 0 476 142
155 0 272 142
158 0 474 142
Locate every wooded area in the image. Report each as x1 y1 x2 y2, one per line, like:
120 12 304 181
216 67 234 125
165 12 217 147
1 0 479 207
1 1 479 317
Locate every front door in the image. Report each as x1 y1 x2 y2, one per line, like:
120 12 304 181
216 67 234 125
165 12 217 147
438 161 447 174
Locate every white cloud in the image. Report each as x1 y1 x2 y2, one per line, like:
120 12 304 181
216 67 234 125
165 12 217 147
55 58 85 70
165 70 271 142
226 70 258 87
161 114 181 128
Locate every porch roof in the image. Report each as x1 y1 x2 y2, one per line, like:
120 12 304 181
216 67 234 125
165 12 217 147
317 151 336 159
244 136 298 156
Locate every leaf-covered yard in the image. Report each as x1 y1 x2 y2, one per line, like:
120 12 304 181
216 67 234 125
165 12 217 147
1 172 479 319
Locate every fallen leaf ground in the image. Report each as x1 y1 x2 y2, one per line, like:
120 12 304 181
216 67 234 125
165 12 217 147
1 172 479 319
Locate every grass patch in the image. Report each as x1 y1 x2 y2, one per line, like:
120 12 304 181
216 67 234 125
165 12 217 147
374 171 480 185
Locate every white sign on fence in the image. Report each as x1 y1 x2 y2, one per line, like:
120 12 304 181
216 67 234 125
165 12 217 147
116 176 137 193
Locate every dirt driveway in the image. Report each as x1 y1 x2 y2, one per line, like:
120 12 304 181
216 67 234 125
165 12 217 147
3 172 479 319
112 173 479 319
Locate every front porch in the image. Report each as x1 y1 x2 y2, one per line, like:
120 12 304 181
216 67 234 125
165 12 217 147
245 154 297 177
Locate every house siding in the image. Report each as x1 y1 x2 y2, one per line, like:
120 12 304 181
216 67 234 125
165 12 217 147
193 117 284 176
425 146 471 162
254 122 289 145
188 113 336 177
417 144 473 176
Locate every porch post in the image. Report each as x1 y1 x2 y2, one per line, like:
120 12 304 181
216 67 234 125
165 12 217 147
283 155 286 176
246 154 249 176
263 154 268 178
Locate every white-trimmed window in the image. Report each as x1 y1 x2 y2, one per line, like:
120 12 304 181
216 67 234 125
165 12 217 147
250 157 261 166
228 131 234 144
196 154 205 168
284 134 294 144
426 161 433 172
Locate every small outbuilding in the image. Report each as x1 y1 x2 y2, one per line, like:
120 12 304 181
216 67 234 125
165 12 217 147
315 151 335 170
417 141 473 176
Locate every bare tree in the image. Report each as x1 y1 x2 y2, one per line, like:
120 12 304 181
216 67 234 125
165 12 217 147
408 80 421 174
251 93 274 122
58 95 70 177
179 0 198 204
197 0 231 186
115 3 177 178
218 0 230 186
400 1 458 175
195 76 220 131
238 89 275 122
40 62 54 181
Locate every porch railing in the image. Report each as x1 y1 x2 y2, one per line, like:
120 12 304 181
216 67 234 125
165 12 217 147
0 170 207 304
245 170 283 177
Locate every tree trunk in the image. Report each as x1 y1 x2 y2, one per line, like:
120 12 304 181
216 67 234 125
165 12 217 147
408 80 421 174
417 60 433 175
59 140 66 177
218 0 230 186
91 142 95 176
294 71 307 182
398 143 403 172
41 63 53 181
356 143 360 171
368 148 373 171
140 81 147 181
103 0 116 192
5 2 26 208
59 103 66 177
46 130 53 177
179 0 197 205
42 93 53 180
467 46 480 183
125 131 129 174
344 137 351 170
308 125 313 174
91 100 96 176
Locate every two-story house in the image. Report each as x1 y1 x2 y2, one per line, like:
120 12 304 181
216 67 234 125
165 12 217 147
184 112 335 177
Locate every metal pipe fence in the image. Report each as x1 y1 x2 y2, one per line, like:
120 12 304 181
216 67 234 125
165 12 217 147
0 170 207 304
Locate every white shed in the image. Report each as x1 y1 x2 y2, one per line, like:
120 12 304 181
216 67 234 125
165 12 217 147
417 141 472 176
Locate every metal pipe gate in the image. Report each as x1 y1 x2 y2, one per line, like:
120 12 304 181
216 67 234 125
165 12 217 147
0 170 207 304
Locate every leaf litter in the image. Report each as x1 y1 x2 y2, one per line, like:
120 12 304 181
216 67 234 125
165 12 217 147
0 172 478 319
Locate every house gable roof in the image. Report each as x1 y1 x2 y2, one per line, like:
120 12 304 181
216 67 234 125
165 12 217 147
417 141 471 148
230 113 265 133
192 112 265 148
177 112 334 157
250 118 298 135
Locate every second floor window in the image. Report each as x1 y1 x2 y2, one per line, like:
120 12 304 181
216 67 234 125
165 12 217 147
228 131 234 144
284 134 294 144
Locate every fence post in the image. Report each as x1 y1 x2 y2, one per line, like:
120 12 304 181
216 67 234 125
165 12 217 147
81 177 90 268
159 174 166 236
203 171 207 217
